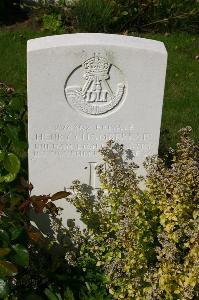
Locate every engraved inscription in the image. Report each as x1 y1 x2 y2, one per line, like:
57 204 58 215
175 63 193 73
65 53 126 116
30 123 154 160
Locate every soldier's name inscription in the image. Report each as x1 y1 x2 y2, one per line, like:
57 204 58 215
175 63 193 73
30 122 154 159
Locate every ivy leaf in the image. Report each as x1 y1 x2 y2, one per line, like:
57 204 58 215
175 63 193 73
0 177 5 184
0 230 10 246
0 248 11 257
51 191 71 201
8 96 24 112
3 173 17 183
44 288 61 300
9 226 23 241
64 288 75 300
0 260 18 277
3 153 20 174
12 244 29 267
0 151 5 162
4 125 19 143
0 279 9 299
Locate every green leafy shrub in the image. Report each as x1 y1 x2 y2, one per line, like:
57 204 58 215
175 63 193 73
0 188 110 299
0 83 27 188
113 0 199 33
0 179 76 299
26 0 199 33
0 83 110 299
42 12 65 33
1 82 199 298
66 127 199 299
71 0 116 32
32 0 73 34
70 0 199 33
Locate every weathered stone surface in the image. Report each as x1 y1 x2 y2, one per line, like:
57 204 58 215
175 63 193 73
28 33 167 224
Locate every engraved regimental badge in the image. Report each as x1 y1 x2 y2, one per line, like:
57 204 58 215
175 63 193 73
64 53 126 116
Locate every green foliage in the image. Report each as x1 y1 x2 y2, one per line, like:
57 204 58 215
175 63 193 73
0 83 26 191
0 152 21 183
114 0 199 33
0 83 74 299
67 127 199 299
0 278 9 299
0 83 27 162
69 142 155 299
70 0 199 33
143 126 199 298
25 294 44 300
0 31 198 149
0 80 198 298
71 0 116 32
35 0 71 34
0 82 107 299
42 13 65 34
0 178 75 299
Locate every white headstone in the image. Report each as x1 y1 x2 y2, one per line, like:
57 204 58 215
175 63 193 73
28 33 167 224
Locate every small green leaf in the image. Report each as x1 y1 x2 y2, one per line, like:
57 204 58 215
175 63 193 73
51 191 71 201
0 177 5 183
44 288 60 300
3 173 17 183
4 125 19 143
0 260 18 277
122 11 128 15
0 230 10 246
12 244 29 267
0 151 5 162
8 96 24 112
9 227 23 240
0 248 11 257
3 153 20 174
0 279 9 299
64 288 75 300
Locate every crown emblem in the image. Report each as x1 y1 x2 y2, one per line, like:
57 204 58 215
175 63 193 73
83 54 110 77
65 53 126 115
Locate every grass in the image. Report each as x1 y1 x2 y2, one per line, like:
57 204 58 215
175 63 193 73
0 30 42 93
0 28 198 150
143 32 199 150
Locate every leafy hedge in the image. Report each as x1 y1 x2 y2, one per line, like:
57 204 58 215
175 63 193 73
1 0 198 32
69 128 199 299
68 0 199 33
112 0 199 33
0 83 199 299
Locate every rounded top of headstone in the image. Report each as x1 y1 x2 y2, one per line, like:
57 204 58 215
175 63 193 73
27 33 167 56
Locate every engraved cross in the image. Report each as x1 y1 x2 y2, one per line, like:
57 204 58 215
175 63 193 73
88 161 97 188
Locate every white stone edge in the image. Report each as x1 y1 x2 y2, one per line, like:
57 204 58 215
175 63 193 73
27 33 167 55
